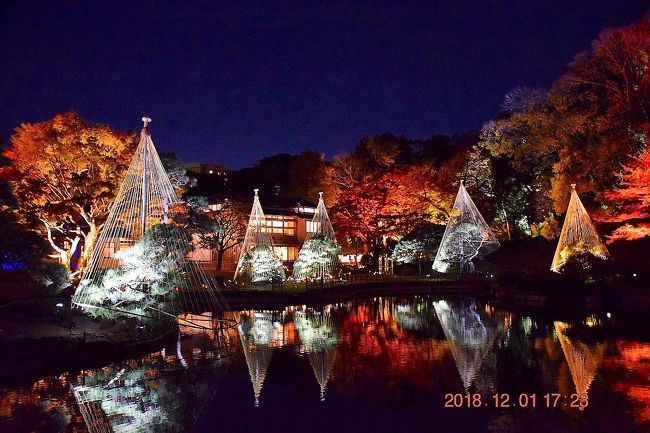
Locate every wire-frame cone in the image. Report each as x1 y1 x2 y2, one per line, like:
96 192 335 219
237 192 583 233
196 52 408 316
551 184 609 272
432 182 499 273
72 118 227 325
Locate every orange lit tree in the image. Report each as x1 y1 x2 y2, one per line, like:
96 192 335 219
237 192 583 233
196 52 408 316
549 13 650 213
480 14 650 232
0 113 134 270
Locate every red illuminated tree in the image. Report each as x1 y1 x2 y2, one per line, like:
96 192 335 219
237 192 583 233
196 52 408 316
605 145 650 241
331 163 450 249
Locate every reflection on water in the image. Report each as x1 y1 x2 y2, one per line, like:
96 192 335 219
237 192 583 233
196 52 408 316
1 295 650 433
554 321 607 403
71 332 226 433
433 300 498 392
237 310 284 406
294 306 340 401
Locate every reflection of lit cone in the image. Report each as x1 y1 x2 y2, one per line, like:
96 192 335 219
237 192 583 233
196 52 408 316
308 349 337 401
554 322 606 401
434 301 496 391
238 318 274 407
294 309 339 401
71 346 224 432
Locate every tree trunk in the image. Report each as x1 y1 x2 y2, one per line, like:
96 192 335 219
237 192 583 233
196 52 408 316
43 221 79 269
78 221 97 272
354 237 359 269
217 249 224 270
502 206 511 241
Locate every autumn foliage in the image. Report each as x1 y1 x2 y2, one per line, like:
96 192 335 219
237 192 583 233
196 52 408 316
604 145 650 242
0 112 134 269
480 13 650 242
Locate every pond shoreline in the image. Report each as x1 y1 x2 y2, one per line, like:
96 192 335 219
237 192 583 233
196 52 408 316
221 277 649 314
221 279 491 310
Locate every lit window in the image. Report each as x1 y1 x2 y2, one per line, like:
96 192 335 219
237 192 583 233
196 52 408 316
295 206 316 214
274 246 288 261
265 216 295 235
273 246 297 261
306 221 321 233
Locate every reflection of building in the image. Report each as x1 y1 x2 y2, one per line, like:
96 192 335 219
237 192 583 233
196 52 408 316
193 197 318 274
554 322 606 400
294 308 339 401
434 301 497 391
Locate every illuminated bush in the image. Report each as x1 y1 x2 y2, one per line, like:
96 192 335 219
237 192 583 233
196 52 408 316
237 245 285 283
392 224 441 264
292 235 340 280
82 224 192 320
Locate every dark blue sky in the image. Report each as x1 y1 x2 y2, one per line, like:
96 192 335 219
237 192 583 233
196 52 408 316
1 1 648 168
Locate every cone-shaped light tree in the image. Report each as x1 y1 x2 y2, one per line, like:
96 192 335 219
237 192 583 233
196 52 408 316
72 118 227 324
550 184 609 272
234 190 286 283
432 181 499 274
292 192 340 281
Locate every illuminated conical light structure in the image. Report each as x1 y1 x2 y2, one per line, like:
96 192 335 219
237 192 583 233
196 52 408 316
294 308 339 401
550 184 609 272
238 311 278 406
234 190 286 282
433 301 497 391
72 118 227 326
554 322 606 400
292 192 341 281
433 181 499 274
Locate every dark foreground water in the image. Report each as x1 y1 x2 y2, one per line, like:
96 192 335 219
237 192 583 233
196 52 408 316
1 295 649 433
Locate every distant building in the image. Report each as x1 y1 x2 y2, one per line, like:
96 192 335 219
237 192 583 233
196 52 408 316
184 163 230 189
189 196 318 276
184 162 229 176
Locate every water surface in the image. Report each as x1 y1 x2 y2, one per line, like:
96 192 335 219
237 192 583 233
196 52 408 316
1 295 649 433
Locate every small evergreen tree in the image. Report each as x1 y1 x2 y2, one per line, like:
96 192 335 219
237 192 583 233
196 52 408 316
292 235 340 280
237 245 285 283
82 224 192 320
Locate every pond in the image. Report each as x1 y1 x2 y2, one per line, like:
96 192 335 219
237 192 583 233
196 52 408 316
1 294 649 433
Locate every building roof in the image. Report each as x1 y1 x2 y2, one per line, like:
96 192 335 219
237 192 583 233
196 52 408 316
208 193 317 218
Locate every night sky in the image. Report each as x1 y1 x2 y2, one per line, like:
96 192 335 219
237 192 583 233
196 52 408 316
1 1 647 169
